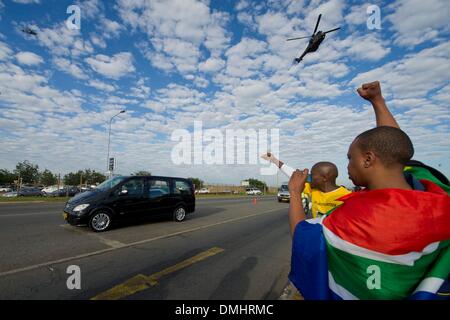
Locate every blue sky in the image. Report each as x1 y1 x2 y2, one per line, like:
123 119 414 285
0 0 449 187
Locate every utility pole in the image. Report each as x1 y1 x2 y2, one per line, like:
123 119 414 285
107 110 126 179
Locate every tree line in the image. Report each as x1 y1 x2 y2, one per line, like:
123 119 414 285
0 160 107 187
0 160 267 190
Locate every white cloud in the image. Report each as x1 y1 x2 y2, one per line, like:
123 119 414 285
0 62 83 113
76 0 102 19
341 34 391 61
85 52 135 79
36 23 94 57
350 42 450 99
12 0 40 3
199 57 225 73
117 0 230 74
15 51 44 65
100 17 123 39
387 0 450 46
88 79 116 92
344 4 368 26
90 33 107 49
53 57 88 79
0 41 12 61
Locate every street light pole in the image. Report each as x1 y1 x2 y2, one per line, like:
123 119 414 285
106 110 126 179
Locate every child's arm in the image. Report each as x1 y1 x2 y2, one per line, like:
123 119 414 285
261 153 295 178
357 81 400 129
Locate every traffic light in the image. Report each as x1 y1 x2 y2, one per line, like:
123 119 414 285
109 157 115 171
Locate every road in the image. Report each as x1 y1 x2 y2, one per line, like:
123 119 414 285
0 197 292 300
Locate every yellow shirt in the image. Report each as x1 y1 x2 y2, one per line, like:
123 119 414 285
303 183 351 218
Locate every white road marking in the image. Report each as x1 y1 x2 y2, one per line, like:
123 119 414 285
0 207 284 277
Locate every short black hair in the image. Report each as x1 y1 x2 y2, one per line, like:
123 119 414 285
355 126 414 167
312 162 338 179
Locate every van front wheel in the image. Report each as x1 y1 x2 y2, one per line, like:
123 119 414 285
89 211 112 232
173 206 186 222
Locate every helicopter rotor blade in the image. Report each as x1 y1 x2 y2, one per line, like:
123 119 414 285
286 36 311 41
324 27 341 34
313 14 322 34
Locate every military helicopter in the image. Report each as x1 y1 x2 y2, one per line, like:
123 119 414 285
287 14 340 63
21 27 38 36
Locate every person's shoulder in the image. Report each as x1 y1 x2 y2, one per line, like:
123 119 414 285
338 186 352 195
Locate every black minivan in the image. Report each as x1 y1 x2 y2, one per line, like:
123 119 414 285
63 175 195 232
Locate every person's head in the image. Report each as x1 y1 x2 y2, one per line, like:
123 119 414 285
310 162 339 190
347 126 414 187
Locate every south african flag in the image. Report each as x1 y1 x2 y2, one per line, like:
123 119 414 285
289 179 450 300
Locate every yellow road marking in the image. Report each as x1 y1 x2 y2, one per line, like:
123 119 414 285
91 246 224 300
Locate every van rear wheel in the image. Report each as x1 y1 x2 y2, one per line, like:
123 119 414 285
173 206 186 222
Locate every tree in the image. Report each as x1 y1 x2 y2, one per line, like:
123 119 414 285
247 178 267 192
132 171 152 176
0 169 15 185
63 172 80 186
89 171 107 185
64 170 106 186
40 169 57 186
14 160 39 184
188 177 204 189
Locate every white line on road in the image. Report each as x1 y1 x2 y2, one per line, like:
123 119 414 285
0 212 60 218
59 224 126 249
0 207 285 278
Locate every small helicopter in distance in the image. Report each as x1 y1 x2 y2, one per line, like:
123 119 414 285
21 27 38 36
287 14 340 64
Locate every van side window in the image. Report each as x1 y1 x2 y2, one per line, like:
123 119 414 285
173 180 192 195
148 179 170 199
118 178 144 196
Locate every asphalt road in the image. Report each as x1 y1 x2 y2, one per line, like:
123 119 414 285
0 196 292 300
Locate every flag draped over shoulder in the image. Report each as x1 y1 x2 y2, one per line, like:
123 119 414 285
289 180 450 300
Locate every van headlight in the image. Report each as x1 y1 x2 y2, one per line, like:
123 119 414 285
73 204 90 212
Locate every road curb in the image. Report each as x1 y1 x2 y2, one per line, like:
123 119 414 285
278 281 304 300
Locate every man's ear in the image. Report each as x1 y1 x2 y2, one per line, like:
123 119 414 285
363 151 376 168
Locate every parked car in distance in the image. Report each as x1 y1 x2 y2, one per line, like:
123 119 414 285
0 187 12 192
2 191 17 197
246 188 262 195
196 188 210 194
41 185 63 195
277 184 290 202
17 187 43 197
63 175 195 232
45 186 80 197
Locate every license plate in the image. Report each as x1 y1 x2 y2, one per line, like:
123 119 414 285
63 213 68 220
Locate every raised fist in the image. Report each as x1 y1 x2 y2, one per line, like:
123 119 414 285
261 152 279 165
288 169 309 194
357 81 383 102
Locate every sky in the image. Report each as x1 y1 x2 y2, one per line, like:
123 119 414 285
0 0 449 188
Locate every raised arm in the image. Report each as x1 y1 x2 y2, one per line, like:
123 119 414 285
288 169 309 235
357 81 400 129
261 152 295 178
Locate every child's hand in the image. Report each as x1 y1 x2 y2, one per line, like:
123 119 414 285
288 169 309 195
261 152 278 164
357 81 383 103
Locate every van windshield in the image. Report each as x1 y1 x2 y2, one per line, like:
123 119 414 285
280 185 289 191
95 176 127 192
